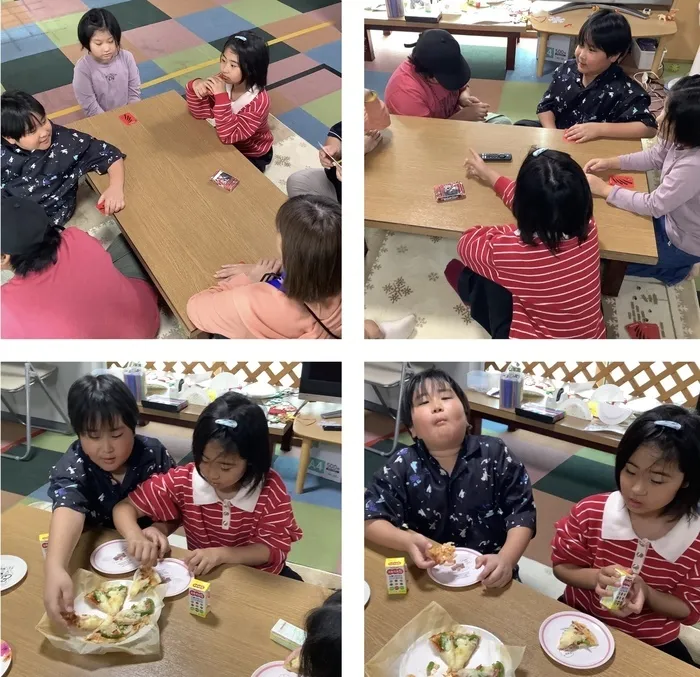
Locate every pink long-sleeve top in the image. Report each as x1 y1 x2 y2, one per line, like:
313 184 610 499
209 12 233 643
607 141 700 257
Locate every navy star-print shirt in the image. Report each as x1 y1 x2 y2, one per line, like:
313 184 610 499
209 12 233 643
1 123 125 228
48 434 175 529
536 59 656 130
364 435 537 555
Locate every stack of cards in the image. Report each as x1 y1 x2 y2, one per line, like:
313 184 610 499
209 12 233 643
210 170 240 192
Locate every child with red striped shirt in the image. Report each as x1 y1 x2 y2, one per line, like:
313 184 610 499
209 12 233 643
552 405 700 666
185 31 273 172
113 392 302 579
445 148 606 339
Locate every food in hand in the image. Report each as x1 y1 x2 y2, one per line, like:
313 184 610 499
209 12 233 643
428 542 457 566
429 628 480 670
284 654 301 673
85 583 128 615
129 566 162 597
558 620 598 651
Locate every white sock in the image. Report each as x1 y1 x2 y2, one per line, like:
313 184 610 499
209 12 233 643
379 315 416 339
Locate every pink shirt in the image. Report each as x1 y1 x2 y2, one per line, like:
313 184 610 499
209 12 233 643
385 60 461 119
1 228 159 339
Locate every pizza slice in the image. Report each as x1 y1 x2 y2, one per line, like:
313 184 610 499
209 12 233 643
430 629 480 670
61 612 105 631
558 620 598 652
86 618 143 644
428 542 457 566
459 662 505 677
129 567 162 598
85 583 128 616
115 598 155 625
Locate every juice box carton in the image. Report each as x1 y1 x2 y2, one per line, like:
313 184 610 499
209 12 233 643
188 579 211 617
270 619 307 651
385 557 408 595
39 533 49 559
600 567 634 610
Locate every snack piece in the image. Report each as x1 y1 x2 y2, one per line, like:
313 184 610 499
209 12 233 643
459 662 505 677
129 567 162 597
558 620 598 651
115 598 155 624
61 612 105 631
284 654 301 673
429 629 480 670
85 583 128 615
434 182 466 203
600 567 634 611
426 661 439 675
428 542 457 566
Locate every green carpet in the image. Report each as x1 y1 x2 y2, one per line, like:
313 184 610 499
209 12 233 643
288 501 341 572
533 454 617 503
1 447 62 496
460 44 507 81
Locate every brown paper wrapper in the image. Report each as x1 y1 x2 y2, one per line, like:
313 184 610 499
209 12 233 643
365 601 525 677
36 568 167 655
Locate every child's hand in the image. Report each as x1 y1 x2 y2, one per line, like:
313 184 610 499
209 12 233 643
247 258 282 283
214 263 256 280
607 577 646 618
405 532 437 569
204 75 227 96
44 564 75 627
126 533 160 568
364 131 382 155
319 137 341 168
584 157 614 174
464 149 498 186
184 548 224 577
335 164 342 182
141 526 170 560
191 79 210 99
97 186 125 215
594 564 624 598
475 553 513 589
564 123 602 143
586 173 613 198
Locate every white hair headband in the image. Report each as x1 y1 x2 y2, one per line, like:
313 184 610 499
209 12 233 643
532 147 548 157
654 420 681 430
215 418 238 429
234 35 247 42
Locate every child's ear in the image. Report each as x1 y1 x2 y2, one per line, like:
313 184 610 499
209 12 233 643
2 136 18 146
609 53 622 64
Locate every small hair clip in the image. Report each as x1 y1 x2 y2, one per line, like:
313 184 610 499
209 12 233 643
532 147 548 157
234 35 247 41
215 418 238 429
654 420 681 430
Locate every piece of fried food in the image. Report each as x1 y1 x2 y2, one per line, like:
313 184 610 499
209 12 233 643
428 542 457 566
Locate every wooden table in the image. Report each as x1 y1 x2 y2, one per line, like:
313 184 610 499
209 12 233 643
530 7 677 77
364 546 697 676
365 116 657 296
70 91 285 338
1 505 329 677
364 9 529 70
293 402 342 495
466 389 621 454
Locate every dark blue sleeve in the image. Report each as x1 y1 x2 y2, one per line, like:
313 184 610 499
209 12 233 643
76 130 125 176
536 62 565 115
328 122 341 141
494 442 537 535
364 449 410 527
48 448 91 514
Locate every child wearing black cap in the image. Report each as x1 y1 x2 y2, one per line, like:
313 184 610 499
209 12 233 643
384 29 508 123
1 198 159 339
521 10 657 142
1 90 126 228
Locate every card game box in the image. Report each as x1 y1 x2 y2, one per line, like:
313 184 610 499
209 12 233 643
39 533 49 559
210 170 239 192
270 619 306 650
188 579 211 617
385 557 408 595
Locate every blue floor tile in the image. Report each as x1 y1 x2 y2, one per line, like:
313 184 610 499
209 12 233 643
176 7 254 44
2 23 45 43
364 70 391 99
1 28 56 64
138 59 167 84
304 40 341 73
278 107 330 147
142 80 185 99
274 454 341 510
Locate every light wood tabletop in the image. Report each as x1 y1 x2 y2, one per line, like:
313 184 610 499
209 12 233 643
70 91 285 337
293 402 342 495
364 546 697 676
1 504 329 677
466 389 621 453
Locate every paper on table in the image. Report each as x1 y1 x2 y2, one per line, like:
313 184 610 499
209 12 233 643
364 601 525 677
35 568 167 655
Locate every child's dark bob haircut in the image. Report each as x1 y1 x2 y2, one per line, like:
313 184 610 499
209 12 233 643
577 9 632 62
68 374 139 436
77 8 122 51
277 195 341 304
401 367 471 430
221 31 269 90
615 404 700 521
1 90 47 141
513 149 592 254
660 75 700 148
299 590 341 677
192 392 271 495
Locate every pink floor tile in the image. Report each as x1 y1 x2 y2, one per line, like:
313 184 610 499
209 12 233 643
34 83 79 116
268 53 318 85
25 0 87 22
307 3 341 29
271 68 340 108
123 19 204 60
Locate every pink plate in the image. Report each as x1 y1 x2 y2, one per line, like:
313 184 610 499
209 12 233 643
250 661 295 677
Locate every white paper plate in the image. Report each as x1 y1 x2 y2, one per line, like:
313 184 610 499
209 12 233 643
598 402 632 426
241 382 277 400
90 540 139 575
0 555 27 592
154 558 192 597
626 397 662 414
427 548 483 588
0 641 11 677
250 661 295 677
591 385 626 404
539 611 615 670
400 625 504 675
364 581 370 606
559 399 592 421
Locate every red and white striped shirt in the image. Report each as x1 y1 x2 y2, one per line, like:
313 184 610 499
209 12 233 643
185 80 273 158
457 177 606 339
552 492 700 646
129 463 302 574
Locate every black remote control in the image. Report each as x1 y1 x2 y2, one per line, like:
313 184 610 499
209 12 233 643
480 153 512 162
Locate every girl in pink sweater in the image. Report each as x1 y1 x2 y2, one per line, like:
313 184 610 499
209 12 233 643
187 195 341 339
585 75 700 285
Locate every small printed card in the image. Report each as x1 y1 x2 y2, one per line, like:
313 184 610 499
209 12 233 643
210 170 239 192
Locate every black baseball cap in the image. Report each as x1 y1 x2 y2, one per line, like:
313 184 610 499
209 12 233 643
1 197 50 255
409 29 471 91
